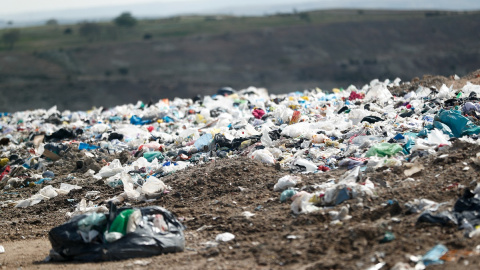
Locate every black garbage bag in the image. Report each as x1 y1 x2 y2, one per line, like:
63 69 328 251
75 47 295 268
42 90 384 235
268 129 282 141
108 132 124 141
360 116 384 123
337 106 349 114
48 205 185 262
417 189 480 228
214 133 232 148
46 128 75 142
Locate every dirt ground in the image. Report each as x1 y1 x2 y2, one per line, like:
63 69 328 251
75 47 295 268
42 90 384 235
1 139 480 269
388 69 480 97
3 71 480 269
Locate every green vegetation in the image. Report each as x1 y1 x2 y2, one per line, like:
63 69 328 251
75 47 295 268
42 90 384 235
114 12 138 28
1 9 467 52
45 19 58 26
1 29 20 50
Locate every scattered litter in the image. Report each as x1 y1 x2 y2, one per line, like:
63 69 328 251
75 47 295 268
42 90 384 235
215 232 235 242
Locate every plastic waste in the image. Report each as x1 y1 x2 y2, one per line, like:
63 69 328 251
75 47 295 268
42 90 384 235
42 170 55 179
421 244 448 266
366 143 403 157
364 83 392 104
250 149 275 164
130 115 152 125
15 184 81 208
261 128 273 147
291 191 321 214
439 249 480 262
380 232 395 243
361 116 383 124
79 142 99 151
215 232 235 242
0 158 8 167
329 206 351 222
293 158 317 172
48 205 185 261
141 176 167 198
95 159 124 178
194 133 213 151
108 209 135 237
143 151 164 162
252 108 265 119
404 163 424 177
289 110 301 124
436 109 480 137
280 189 297 202
273 175 300 192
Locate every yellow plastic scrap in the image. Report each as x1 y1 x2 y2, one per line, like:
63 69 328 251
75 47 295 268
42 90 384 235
309 194 323 204
332 88 341 93
210 128 221 135
239 140 251 150
325 140 339 147
229 93 239 99
196 114 206 124
0 158 8 167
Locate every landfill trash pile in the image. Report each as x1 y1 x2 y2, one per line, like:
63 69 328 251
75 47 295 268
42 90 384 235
2 70 480 268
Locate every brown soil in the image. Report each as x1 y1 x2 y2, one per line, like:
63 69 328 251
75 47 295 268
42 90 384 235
389 69 480 97
1 139 480 269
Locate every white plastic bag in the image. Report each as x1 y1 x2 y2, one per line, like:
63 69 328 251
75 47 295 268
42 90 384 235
273 175 301 192
250 149 275 164
141 176 167 197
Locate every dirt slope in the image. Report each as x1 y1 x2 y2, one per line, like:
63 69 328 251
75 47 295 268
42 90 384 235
2 140 480 269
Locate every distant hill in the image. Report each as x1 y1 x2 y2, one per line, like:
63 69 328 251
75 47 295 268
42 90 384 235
0 9 479 112
3 0 480 27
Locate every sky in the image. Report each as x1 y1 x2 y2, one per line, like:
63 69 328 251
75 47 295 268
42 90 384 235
3 0 480 14
2 0 299 15
1 0 480 24
1 0 181 14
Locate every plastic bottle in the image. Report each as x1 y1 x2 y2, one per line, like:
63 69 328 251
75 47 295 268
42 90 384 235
109 209 135 236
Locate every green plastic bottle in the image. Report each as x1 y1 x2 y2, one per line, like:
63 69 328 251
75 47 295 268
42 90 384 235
109 209 135 235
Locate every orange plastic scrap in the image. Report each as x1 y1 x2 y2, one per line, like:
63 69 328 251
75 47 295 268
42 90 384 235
439 249 480 262
290 111 301 124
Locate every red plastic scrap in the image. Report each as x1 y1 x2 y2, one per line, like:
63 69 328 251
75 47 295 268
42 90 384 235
318 165 330 172
252 108 265 119
290 111 301 124
0 165 11 181
348 91 364 101
445 183 459 190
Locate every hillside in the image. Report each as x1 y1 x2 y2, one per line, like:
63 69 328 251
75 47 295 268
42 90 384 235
1 9 480 112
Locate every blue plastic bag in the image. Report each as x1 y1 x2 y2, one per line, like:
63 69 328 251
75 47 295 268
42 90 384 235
437 109 480 137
